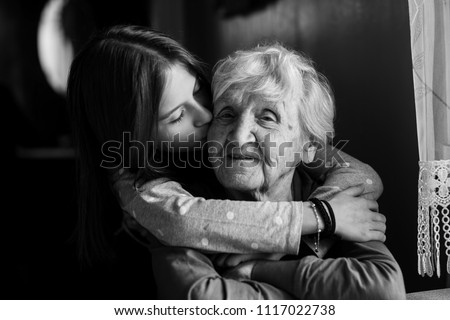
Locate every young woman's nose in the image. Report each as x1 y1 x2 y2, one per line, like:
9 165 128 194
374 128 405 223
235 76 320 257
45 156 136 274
193 105 213 127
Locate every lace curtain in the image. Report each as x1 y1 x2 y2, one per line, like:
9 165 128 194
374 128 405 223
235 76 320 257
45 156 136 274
408 0 450 277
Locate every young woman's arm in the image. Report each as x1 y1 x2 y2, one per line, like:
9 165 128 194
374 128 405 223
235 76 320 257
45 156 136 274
302 147 383 201
212 186 385 268
113 148 384 255
114 173 303 254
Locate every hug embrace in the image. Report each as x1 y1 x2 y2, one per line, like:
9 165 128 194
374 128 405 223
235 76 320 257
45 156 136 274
68 25 406 299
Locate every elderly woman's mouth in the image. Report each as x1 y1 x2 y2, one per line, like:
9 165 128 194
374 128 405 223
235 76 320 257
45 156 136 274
226 151 262 166
228 155 257 161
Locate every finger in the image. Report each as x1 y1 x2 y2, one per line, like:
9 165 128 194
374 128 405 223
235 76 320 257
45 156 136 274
368 230 386 242
226 253 268 267
366 199 379 212
212 254 230 267
370 221 386 233
224 254 250 267
341 184 365 197
372 212 386 223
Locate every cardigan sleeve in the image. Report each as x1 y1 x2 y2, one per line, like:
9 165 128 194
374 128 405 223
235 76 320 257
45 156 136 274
302 148 383 201
113 173 302 255
151 246 294 300
253 240 406 300
151 241 405 300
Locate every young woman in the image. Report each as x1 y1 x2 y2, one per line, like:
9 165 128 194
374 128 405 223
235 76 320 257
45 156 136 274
67 25 385 265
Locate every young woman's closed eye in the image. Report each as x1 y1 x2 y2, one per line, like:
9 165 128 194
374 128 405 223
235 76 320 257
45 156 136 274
157 63 212 149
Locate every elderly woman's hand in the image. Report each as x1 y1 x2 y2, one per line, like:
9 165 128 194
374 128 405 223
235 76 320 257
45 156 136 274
221 260 258 281
211 253 285 268
329 185 387 242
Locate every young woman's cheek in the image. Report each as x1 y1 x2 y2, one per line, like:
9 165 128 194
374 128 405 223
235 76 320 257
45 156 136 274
158 124 182 146
171 122 194 143
157 123 170 142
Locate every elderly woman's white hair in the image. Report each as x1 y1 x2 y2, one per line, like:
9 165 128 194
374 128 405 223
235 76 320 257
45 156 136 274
212 43 335 145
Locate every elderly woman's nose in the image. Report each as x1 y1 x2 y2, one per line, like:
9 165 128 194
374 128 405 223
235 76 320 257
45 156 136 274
194 105 213 127
228 117 256 145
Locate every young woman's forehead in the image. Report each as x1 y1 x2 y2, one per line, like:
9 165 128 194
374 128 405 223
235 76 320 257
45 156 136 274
160 64 196 103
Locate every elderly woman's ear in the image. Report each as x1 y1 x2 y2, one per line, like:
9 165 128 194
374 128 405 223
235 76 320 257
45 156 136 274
302 141 318 164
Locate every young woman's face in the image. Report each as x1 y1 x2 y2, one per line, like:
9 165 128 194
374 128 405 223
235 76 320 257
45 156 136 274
157 63 212 152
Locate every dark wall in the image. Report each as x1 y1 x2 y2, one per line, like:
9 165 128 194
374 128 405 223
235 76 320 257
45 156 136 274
1 0 156 299
169 0 444 292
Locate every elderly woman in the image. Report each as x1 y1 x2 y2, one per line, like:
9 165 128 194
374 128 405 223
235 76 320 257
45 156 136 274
150 44 406 299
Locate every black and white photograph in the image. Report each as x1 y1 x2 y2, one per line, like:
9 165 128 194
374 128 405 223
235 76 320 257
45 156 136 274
1 0 450 308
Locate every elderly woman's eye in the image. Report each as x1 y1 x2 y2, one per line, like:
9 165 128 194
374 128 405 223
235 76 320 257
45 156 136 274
261 110 278 122
215 108 235 121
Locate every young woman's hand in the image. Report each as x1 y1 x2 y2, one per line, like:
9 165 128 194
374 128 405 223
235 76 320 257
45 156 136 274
328 185 387 242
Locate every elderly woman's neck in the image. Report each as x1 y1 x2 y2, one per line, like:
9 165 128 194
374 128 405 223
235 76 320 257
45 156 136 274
227 172 295 202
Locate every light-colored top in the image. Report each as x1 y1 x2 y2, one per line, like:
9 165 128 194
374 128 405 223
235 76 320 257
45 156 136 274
112 149 382 254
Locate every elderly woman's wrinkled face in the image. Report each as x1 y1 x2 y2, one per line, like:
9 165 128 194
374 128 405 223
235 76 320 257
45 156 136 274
208 92 304 195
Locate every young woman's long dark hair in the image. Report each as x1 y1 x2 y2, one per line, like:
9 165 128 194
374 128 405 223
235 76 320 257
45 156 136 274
67 25 209 266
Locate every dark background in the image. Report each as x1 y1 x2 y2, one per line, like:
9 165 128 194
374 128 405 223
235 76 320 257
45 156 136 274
1 0 447 298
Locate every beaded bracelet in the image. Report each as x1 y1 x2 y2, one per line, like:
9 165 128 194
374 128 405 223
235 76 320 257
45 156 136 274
310 198 333 237
310 201 322 253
